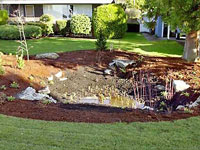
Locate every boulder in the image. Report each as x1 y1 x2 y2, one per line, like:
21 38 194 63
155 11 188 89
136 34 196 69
109 59 136 68
173 80 190 92
36 53 59 59
16 87 56 103
189 96 200 108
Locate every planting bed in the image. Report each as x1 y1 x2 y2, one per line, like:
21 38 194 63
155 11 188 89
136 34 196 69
0 50 200 123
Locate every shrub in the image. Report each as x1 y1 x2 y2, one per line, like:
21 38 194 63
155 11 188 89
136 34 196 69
39 14 54 36
56 20 67 36
0 25 42 40
24 25 42 38
70 14 91 35
0 10 8 25
93 4 128 39
96 30 107 51
26 22 46 35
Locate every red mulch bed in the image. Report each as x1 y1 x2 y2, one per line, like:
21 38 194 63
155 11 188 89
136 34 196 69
0 50 200 123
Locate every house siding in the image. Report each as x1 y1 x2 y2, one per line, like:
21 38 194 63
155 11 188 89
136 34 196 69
155 16 164 38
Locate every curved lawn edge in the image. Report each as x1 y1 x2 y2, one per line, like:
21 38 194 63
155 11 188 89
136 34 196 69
0 114 200 150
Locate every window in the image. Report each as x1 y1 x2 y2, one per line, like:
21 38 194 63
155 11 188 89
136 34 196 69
25 5 34 17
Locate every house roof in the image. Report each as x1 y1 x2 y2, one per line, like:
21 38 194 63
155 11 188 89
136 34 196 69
0 0 113 5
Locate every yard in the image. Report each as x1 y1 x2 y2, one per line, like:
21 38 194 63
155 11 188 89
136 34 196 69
0 33 183 57
0 32 200 150
0 114 200 150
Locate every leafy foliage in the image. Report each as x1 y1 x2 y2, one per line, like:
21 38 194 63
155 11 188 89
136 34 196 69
0 10 8 25
39 14 54 36
0 25 42 40
56 20 67 36
93 4 128 39
70 14 91 35
95 30 107 51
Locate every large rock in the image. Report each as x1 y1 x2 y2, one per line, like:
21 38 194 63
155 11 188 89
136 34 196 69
16 87 56 103
109 59 136 68
189 96 200 108
36 53 59 59
173 80 190 92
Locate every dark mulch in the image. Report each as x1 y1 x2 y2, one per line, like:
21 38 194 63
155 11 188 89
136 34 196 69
0 100 200 123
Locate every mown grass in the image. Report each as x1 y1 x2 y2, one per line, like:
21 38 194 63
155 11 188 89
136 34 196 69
0 114 200 150
0 33 183 57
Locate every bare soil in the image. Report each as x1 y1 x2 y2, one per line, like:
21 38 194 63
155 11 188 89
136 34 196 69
0 50 200 123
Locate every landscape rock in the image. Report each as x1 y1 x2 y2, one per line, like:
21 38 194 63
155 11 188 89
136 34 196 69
59 77 68 81
36 53 59 59
104 69 112 75
16 87 56 103
176 105 186 110
47 75 54 81
109 59 136 68
189 96 200 108
55 71 63 78
173 80 190 92
155 85 165 91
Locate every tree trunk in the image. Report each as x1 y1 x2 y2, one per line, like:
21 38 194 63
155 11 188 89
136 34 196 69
183 31 199 62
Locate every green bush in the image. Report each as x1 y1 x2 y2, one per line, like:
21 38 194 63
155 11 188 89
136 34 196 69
0 25 42 40
24 25 42 38
70 14 91 35
26 22 46 35
93 4 128 39
96 30 107 51
0 10 8 25
56 20 67 36
39 14 54 35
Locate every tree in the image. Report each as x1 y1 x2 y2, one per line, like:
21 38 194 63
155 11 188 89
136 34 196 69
143 0 200 62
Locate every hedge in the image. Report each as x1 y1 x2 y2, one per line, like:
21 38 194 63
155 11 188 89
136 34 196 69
56 20 67 36
0 25 42 40
26 22 46 35
70 14 91 35
0 10 9 25
93 4 128 39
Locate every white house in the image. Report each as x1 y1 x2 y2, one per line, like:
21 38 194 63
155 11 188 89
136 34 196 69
0 0 113 21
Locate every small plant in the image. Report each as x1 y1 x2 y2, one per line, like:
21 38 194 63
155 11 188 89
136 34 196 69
181 92 190 97
16 55 25 69
95 29 107 51
0 85 7 90
7 96 15 101
183 107 194 113
48 80 54 85
161 91 168 98
41 99 52 105
10 81 20 88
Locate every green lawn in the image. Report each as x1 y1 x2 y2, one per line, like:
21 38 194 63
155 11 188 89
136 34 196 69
0 114 200 150
0 33 183 57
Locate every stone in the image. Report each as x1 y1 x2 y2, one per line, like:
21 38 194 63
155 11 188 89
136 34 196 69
155 85 165 91
59 77 68 81
173 80 190 92
16 87 56 103
104 69 112 75
176 105 185 110
55 71 62 78
113 59 136 68
38 86 50 94
36 53 59 59
47 75 54 81
189 96 200 108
